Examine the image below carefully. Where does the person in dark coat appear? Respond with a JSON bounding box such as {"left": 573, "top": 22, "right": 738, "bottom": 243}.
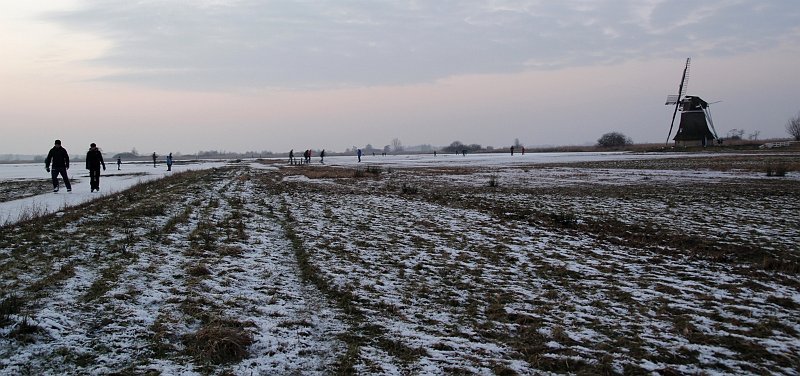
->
{"left": 357, "top": 148, "right": 362, "bottom": 162}
{"left": 320, "top": 149, "right": 325, "bottom": 164}
{"left": 117, "top": 157, "right": 121, "bottom": 170}
{"left": 85, "top": 143, "right": 106, "bottom": 192}
{"left": 45, "top": 139, "right": 71, "bottom": 192}
{"left": 152, "top": 152, "right": 157, "bottom": 168}
{"left": 289, "top": 149, "right": 294, "bottom": 164}
{"left": 166, "top": 153, "right": 173, "bottom": 171}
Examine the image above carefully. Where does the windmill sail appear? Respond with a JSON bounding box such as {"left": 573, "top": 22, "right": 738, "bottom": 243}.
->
{"left": 666, "top": 58, "right": 691, "bottom": 144}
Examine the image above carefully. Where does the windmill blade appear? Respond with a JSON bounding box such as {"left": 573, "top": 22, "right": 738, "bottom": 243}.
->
{"left": 665, "top": 95, "right": 679, "bottom": 105}
{"left": 680, "top": 58, "right": 691, "bottom": 97}
{"left": 704, "top": 107, "right": 719, "bottom": 139}
{"left": 666, "top": 101, "right": 680, "bottom": 144}
{"left": 665, "top": 58, "right": 690, "bottom": 144}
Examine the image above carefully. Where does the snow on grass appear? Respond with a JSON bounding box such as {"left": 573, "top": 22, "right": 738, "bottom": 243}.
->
{"left": 1, "top": 153, "right": 798, "bottom": 374}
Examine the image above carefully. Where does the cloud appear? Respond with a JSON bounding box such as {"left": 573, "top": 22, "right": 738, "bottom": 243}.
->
{"left": 47, "top": 0, "right": 800, "bottom": 90}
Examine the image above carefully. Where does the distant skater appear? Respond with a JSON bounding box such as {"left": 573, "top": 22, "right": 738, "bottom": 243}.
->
{"left": 152, "top": 152, "right": 157, "bottom": 168}
{"left": 86, "top": 142, "right": 106, "bottom": 192}
{"left": 357, "top": 148, "right": 362, "bottom": 163}
{"left": 521, "top": 146, "right": 525, "bottom": 155}
{"left": 320, "top": 149, "right": 325, "bottom": 164}
{"left": 511, "top": 145, "right": 515, "bottom": 156}
{"left": 166, "top": 153, "right": 173, "bottom": 171}
{"left": 289, "top": 149, "right": 294, "bottom": 164}
{"left": 434, "top": 150, "right": 437, "bottom": 157}
{"left": 117, "top": 157, "right": 121, "bottom": 170}
{"left": 45, "top": 139, "right": 71, "bottom": 192}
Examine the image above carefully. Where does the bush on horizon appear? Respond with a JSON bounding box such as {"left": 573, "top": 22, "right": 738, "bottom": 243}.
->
{"left": 597, "top": 132, "right": 633, "bottom": 148}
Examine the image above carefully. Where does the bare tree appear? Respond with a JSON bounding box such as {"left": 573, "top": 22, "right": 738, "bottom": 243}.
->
{"left": 787, "top": 111, "right": 800, "bottom": 141}
{"left": 391, "top": 138, "right": 403, "bottom": 152}
{"left": 727, "top": 129, "right": 745, "bottom": 140}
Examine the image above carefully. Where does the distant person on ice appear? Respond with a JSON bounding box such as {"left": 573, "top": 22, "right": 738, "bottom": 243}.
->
{"left": 357, "top": 148, "right": 362, "bottom": 162}
{"left": 85, "top": 143, "right": 106, "bottom": 192}
{"left": 166, "top": 153, "right": 173, "bottom": 171}
{"left": 510, "top": 145, "right": 515, "bottom": 156}
{"left": 117, "top": 157, "right": 121, "bottom": 170}
{"left": 289, "top": 149, "right": 294, "bottom": 164}
{"left": 320, "top": 149, "right": 325, "bottom": 164}
{"left": 152, "top": 152, "right": 157, "bottom": 168}
{"left": 45, "top": 139, "right": 71, "bottom": 193}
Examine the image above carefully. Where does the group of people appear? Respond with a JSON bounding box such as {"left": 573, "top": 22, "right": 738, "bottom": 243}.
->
{"left": 288, "top": 149, "right": 325, "bottom": 165}
{"left": 45, "top": 139, "right": 174, "bottom": 193}
{"left": 152, "top": 152, "right": 174, "bottom": 171}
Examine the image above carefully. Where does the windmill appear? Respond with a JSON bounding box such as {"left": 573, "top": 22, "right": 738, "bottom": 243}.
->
{"left": 665, "top": 58, "right": 719, "bottom": 146}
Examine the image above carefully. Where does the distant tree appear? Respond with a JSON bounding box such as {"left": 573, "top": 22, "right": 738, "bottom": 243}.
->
{"left": 391, "top": 138, "right": 403, "bottom": 152}
{"left": 727, "top": 129, "right": 745, "bottom": 140}
{"left": 383, "top": 145, "right": 391, "bottom": 153}
{"left": 748, "top": 130, "right": 761, "bottom": 141}
{"left": 597, "top": 132, "right": 632, "bottom": 148}
{"left": 131, "top": 147, "right": 139, "bottom": 156}
{"left": 443, "top": 141, "right": 465, "bottom": 153}
{"left": 787, "top": 111, "right": 800, "bottom": 141}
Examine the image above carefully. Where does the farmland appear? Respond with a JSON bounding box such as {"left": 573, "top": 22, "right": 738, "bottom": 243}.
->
{"left": 1, "top": 152, "right": 799, "bottom": 375}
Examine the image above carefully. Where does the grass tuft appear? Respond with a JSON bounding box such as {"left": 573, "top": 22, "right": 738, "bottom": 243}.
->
{"left": 183, "top": 319, "right": 254, "bottom": 364}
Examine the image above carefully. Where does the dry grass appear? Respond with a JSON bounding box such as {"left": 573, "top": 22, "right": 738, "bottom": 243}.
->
{"left": 183, "top": 319, "right": 254, "bottom": 364}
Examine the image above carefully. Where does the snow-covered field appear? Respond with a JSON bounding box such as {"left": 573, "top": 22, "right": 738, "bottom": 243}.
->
{"left": 1, "top": 152, "right": 798, "bottom": 375}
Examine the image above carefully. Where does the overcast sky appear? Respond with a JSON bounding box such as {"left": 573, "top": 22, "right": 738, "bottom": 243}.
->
{"left": 1, "top": 0, "right": 799, "bottom": 155}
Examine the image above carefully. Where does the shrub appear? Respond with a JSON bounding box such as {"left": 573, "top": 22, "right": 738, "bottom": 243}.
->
{"left": 766, "top": 163, "right": 787, "bottom": 177}
{"left": 401, "top": 184, "right": 419, "bottom": 195}
{"left": 0, "top": 294, "right": 22, "bottom": 327}
{"left": 597, "top": 132, "right": 633, "bottom": 148}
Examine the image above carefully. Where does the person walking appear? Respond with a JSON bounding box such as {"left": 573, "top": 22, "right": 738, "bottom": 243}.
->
{"left": 152, "top": 152, "right": 157, "bottom": 168}
{"left": 117, "top": 157, "right": 121, "bottom": 170}
{"left": 166, "top": 153, "right": 173, "bottom": 171}
{"left": 320, "top": 149, "right": 325, "bottom": 164}
{"left": 511, "top": 145, "right": 515, "bottom": 156}
{"left": 357, "top": 148, "right": 362, "bottom": 162}
{"left": 86, "top": 143, "right": 106, "bottom": 192}
{"left": 289, "top": 149, "right": 294, "bottom": 165}
{"left": 45, "top": 139, "right": 72, "bottom": 192}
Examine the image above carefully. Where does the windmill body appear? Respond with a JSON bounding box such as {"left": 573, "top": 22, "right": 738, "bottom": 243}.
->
{"left": 673, "top": 96, "right": 717, "bottom": 146}
{"left": 665, "top": 58, "right": 719, "bottom": 147}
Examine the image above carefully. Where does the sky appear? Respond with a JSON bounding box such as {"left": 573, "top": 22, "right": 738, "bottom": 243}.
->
{"left": 1, "top": 0, "right": 799, "bottom": 156}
